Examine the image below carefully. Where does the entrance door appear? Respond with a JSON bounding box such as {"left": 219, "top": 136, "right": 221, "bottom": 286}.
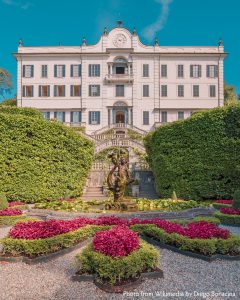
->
{"left": 115, "top": 111, "right": 125, "bottom": 124}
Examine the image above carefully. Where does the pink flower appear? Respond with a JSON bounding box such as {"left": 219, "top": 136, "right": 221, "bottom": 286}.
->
{"left": 214, "top": 200, "right": 233, "bottom": 205}
{"left": 0, "top": 208, "right": 23, "bottom": 217}
{"left": 220, "top": 208, "right": 240, "bottom": 215}
{"left": 8, "top": 201, "right": 25, "bottom": 207}
{"left": 93, "top": 225, "right": 140, "bottom": 257}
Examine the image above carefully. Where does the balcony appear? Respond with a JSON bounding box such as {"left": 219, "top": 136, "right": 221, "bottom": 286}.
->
{"left": 105, "top": 73, "right": 134, "bottom": 84}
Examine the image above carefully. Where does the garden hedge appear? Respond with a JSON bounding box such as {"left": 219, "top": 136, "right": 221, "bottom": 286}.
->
{"left": 0, "top": 107, "right": 94, "bottom": 202}
{"left": 215, "top": 212, "right": 240, "bottom": 226}
{"left": 144, "top": 105, "right": 240, "bottom": 200}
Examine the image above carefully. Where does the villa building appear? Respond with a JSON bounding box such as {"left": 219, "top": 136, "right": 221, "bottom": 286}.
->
{"left": 14, "top": 21, "right": 227, "bottom": 135}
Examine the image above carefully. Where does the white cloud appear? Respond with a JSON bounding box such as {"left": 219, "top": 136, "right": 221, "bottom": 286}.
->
{"left": 142, "top": 0, "right": 173, "bottom": 41}
{"left": 2, "top": 0, "right": 32, "bottom": 9}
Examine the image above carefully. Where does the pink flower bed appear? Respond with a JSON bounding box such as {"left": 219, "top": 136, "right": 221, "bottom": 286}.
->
{"left": 93, "top": 225, "right": 139, "bottom": 257}
{"left": 8, "top": 201, "right": 25, "bottom": 207}
{"left": 220, "top": 208, "right": 240, "bottom": 215}
{"left": 0, "top": 208, "right": 23, "bottom": 217}
{"left": 214, "top": 200, "right": 233, "bottom": 205}
{"left": 9, "top": 216, "right": 230, "bottom": 240}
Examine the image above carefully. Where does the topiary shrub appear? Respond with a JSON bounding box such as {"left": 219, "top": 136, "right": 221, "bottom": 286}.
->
{"left": 171, "top": 191, "right": 177, "bottom": 201}
{"left": 233, "top": 190, "right": 240, "bottom": 208}
{"left": 0, "top": 193, "right": 8, "bottom": 210}
{"left": 145, "top": 105, "right": 240, "bottom": 200}
{"left": 0, "top": 108, "right": 94, "bottom": 202}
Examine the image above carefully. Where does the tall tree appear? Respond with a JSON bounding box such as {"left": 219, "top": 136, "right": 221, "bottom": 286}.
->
{"left": 0, "top": 68, "right": 13, "bottom": 98}
{"left": 0, "top": 96, "right": 17, "bottom": 106}
{"left": 224, "top": 82, "right": 238, "bottom": 105}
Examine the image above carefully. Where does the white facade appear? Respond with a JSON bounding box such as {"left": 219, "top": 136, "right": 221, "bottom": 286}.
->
{"left": 15, "top": 22, "right": 227, "bottom": 135}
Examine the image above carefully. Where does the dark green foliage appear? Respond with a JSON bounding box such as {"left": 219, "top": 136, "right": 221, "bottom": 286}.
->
{"left": 0, "top": 215, "right": 36, "bottom": 226}
{"left": 171, "top": 217, "right": 220, "bottom": 225}
{"left": 212, "top": 203, "right": 232, "bottom": 210}
{"left": 2, "top": 225, "right": 110, "bottom": 257}
{"left": 75, "top": 240, "right": 159, "bottom": 285}
{"left": 130, "top": 224, "right": 240, "bottom": 255}
{"left": 215, "top": 212, "right": 240, "bottom": 227}
{"left": 144, "top": 105, "right": 240, "bottom": 200}
{"left": 0, "top": 193, "right": 8, "bottom": 209}
{"left": 233, "top": 190, "right": 240, "bottom": 208}
{"left": 0, "top": 108, "right": 94, "bottom": 202}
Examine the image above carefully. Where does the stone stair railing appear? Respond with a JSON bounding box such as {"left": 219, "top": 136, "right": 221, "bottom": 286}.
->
{"left": 92, "top": 123, "right": 147, "bottom": 136}
{"left": 95, "top": 138, "right": 146, "bottom": 153}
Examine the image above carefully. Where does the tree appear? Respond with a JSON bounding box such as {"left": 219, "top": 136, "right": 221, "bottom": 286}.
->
{"left": 0, "top": 96, "right": 17, "bottom": 106}
{"left": 224, "top": 82, "right": 238, "bottom": 105}
{"left": 0, "top": 68, "right": 13, "bottom": 98}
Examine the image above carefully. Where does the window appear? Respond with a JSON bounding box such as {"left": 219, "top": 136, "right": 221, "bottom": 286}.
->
{"left": 190, "top": 65, "right": 201, "bottom": 78}
{"left": 70, "top": 85, "right": 81, "bottom": 97}
{"left": 143, "top": 85, "right": 149, "bottom": 97}
{"left": 89, "top": 111, "right": 100, "bottom": 124}
{"left": 207, "top": 65, "right": 218, "bottom": 78}
{"left": 71, "top": 111, "right": 82, "bottom": 123}
{"left": 89, "top": 64, "right": 100, "bottom": 77}
{"left": 89, "top": 85, "right": 100, "bottom": 97}
{"left": 39, "top": 85, "right": 50, "bottom": 97}
{"left": 116, "top": 85, "right": 124, "bottom": 97}
{"left": 143, "top": 64, "right": 149, "bottom": 77}
{"left": 161, "top": 85, "right": 168, "bottom": 97}
{"left": 22, "top": 85, "right": 34, "bottom": 97}
{"left": 178, "top": 111, "right": 184, "bottom": 120}
{"left": 54, "top": 112, "right": 65, "bottom": 122}
{"left": 71, "top": 65, "right": 81, "bottom": 77}
{"left": 210, "top": 85, "right": 216, "bottom": 97}
{"left": 143, "top": 111, "right": 149, "bottom": 125}
{"left": 178, "top": 85, "right": 184, "bottom": 97}
{"left": 177, "top": 65, "right": 184, "bottom": 78}
{"left": 54, "top": 65, "right": 65, "bottom": 78}
{"left": 42, "top": 112, "right": 50, "bottom": 119}
{"left": 54, "top": 85, "right": 65, "bottom": 97}
{"left": 161, "top": 111, "right": 168, "bottom": 123}
{"left": 23, "top": 65, "right": 34, "bottom": 78}
{"left": 193, "top": 85, "right": 199, "bottom": 97}
{"left": 41, "top": 65, "right": 48, "bottom": 78}
{"left": 161, "top": 65, "right": 167, "bottom": 77}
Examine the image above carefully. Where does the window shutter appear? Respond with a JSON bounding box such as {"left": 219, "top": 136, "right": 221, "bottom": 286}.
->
{"left": 31, "top": 86, "right": 34, "bottom": 97}
{"left": 97, "top": 65, "right": 100, "bottom": 76}
{"left": 88, "top": 65, "right": 91, "bottom": 77}
{"left": 54, "top": 65, "right": 57, "bottom": 77}
{"left": 215, "top": 66, "right": 218, "bottom": 77}
{"left": 89, "top": 112, "right": 92, "bottom": 124}
{"left": 41, "top": 66, "right": 44, "bottom": 77}
{"left": 70, "top": 112, "right": 73, "bottom": 123}
{"left": 79, "top": 65, "right": 81, "bottom": 77}
{"left": 54, "top": 85, "right": 57, "bottom": 97}
{"left": 63, "top": 85, "right": 65, "bottom": 96}
{"left": 80, "top": 85, "right": 82, "bottom": 97}
{"left": 79, "top": 111, "right": 82, "bottom": 122}
{"left": 63, "top": 112, "right": 65, "bottom": 122}
{"left": 70, "top": 85, "right": 73, "bottom": 97}
{"left": 206, "top": 65, "right": 210, "bottom": 77}
{"left": 70, "top": 65, "right": 73, "bottom": 77}
{"left": 22, "top": 86, "right": 25, "bottom": 97}
{"left": 31, "top": 66, "right": 34, "bottom": 77}
{"left": 39, "top": 85, "right": 41, "bottom": 97}
{"left": 54, "top": 112, "right": 57, "bottom": 119}
{"left": 47, "top": 85, "right": 50, "bottom": 97}
{"left": 97, "top": 85, "right": 100, "bottom": 96}
{"left": 23, "top": 65, "right": 26, "bottom": 77}
{"left": 198, "top": 65, "right": 202, "bottom": 77}
{"left": 89, "top": 85, "right": 91, "bottom": 96}
{"left": 62, "top": 65, "right": 65, "bottom": 77}
{"left": 190, "top": 65, "right": 193, "bottom": 77}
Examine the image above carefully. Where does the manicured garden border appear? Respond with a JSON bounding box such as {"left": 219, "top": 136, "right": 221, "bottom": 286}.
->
{"left": 0, "top": 214, "right": 29, "bottom": 226}
{"left": 215, "top": 212, "right": 240, "bottom": 227}
{"left": 213, "top": 203, "right": 232, "bottom": 210}
{"left": 130, "top": 224, "right": 240, "bottom": 261}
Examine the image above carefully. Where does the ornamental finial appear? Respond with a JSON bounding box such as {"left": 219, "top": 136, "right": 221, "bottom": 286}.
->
{"left": 103, "top": 27, "right": 108, "bottom": 35}
{"left": 133, "top": 27, "right": 137, "bottom": 36}
{"left": 154, "top": 37, "right": 159, "bottom": 46}
{"left": 117, "top": 20, "right": 123, "bottom": 27}
{"left": 218, "top": 36, "right": 223, "bottom": 46}
{"left": 19, "top": 37, "right": 23, "bottom": 47}
{"left": 82, "top": 37, "right": 86, "bottom": 46}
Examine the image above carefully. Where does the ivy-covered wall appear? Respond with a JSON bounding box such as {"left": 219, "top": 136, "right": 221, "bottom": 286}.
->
{"left": 0, "top": 107, "right": 94, "bottom": 202}
{"left": 144, "top": 105, "right": 240, "bottom": 200}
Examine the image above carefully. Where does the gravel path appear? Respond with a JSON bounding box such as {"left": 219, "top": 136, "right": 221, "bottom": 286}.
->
{"left": 0, "top": 227, "right": 240, "bottom": 300}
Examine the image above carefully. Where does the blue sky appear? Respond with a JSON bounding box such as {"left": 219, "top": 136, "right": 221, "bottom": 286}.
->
{"left": 0, "top": 0, "right": 239, "bottom": 98}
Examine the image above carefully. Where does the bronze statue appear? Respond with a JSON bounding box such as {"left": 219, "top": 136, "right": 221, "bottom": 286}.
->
{"left": 107, "top": 149, "right": 133, "bottom": 202}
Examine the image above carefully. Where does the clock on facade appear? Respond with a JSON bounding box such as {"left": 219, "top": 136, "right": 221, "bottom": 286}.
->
{"left": 113, "top": 34, "right": 127, "bottom": 47}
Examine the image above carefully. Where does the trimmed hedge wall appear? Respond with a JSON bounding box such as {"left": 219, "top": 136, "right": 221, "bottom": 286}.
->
{"left": 215, "top": 212, "right": 240, "bottom": 227}
{"left": 144, "top": 105, "right": 240, "bottom": 200}
{"left": 0, "top": 107, "right": 94, "bottom": 202}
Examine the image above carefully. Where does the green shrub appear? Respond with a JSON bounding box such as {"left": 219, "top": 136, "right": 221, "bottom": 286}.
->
{"left": 0, "top": 193, "right": 8, "bottom": 210}
{"left": 34, "top": 200, "right": 90, "bottom": 212}
{"left": 1, "top": 225, "right": 110, "bottom": 257}
{"left": 75, "top": 240, "right": 159, "bottom": 285}
{"left": 171, "top": 217, "right": 220, "bottom": 225}
{"left": 0, "top": 108, "right": 94, "bottom": 202}
{"left": 212, "top": 203, "right": 232, "bottom": 210}
{"left": 215, "top": 212, "right": 240, "bottom": 227}
{"left": 144, "top": 105, "right": 240, "bottom": 200}
{"left": 233, "top": 190, "right": 240, "bottom": 208}
{"left": 0, "top": 215, "right": 37, "bottom": 226}
{"left": 130, "top": 224, "right": 240, "bottom": 256}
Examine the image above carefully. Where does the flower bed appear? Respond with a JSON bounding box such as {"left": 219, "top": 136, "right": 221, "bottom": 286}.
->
{"left": 1, "top": 216, "right": 240, "bottom": 258}
{"left": 8, "top": 201, "right": 28, "bottom": 210}
{"left": 0, "top": 208, "right": 22, "bottom": 216}
{"left": 215, "top": 209, "right": 240, "bottom": 227}
{"left": 213, "top": 200, "right": 233, "bottom": 210}
{"left": 75, "top": 227, "right": 159, "bottom": 285}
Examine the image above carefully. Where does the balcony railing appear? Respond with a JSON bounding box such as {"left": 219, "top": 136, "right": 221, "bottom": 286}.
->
{"left": 105, "top": 73, "right": 134, "bottom": 83}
